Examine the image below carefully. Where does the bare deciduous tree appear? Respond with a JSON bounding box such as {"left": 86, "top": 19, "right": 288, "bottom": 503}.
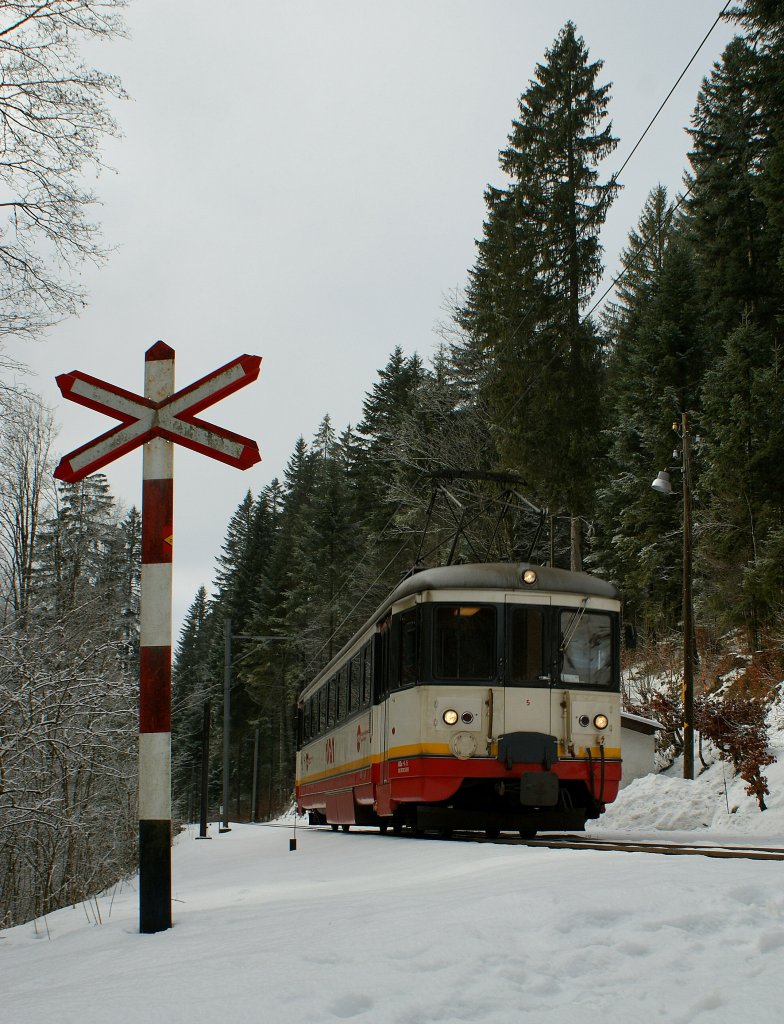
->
{"left": 0, "top": 0, "right": 127, "bottom": 343}
{"left": 0, "top": 391, "right": 56, "bottom": 626}
{"left": 0, "top": 608, "right": 137, "bottom": 928}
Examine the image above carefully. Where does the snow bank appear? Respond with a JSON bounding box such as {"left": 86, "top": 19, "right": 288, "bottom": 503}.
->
{"left": 594, "top": 692, "right": 784, "bottom": 841}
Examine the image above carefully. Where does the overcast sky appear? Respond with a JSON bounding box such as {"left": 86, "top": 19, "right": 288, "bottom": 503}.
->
{"left": 6, "top": 1, "right": 735, "bottom": 636}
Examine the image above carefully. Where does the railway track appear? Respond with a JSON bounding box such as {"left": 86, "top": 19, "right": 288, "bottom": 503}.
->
{"left": 297, "top": 824, "right": 784, "bottom": 861}
{"left": 500, "top": 833, "right": 784, "bottom": 861}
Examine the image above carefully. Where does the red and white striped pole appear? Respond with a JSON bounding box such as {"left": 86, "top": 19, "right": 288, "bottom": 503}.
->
{"left": 139, "top": 341, "right": 175, "bottom": 933}
{"left": 53, "top": 341, "right": 262, "bottom": 933}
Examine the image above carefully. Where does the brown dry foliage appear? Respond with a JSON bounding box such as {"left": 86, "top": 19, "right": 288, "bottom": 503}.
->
{"left": 628, "top": 644, "right": 782, "bottom": 810}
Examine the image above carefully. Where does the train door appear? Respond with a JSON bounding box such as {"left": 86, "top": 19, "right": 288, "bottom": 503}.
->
{"left": 374, "top": 622, "right": 392, "bottom": 791}
{"left": 503, "top": 595, "right": 552, "bottom": 738}
{"left": 381, "top": 687, "right": 391, "bottom": 786}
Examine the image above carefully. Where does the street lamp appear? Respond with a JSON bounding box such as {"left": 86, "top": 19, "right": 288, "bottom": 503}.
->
{"left": 651, "top": 411, "right": 695, "bottom": 781}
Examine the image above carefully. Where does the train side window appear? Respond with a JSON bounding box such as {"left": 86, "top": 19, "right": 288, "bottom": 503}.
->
{"left": 433, "top": 605, "right": 496, "bottom": 681}
{"left": 363, "top": 643, "right": 373, "bottom": 706}
{"left": 339, "top": 668, "right": 349, "bottom": 722}
{"left": 508, "top": 606, "right": 545, "bottom": 684}
{"left": 319, "top": 687, "right": 327, "bottom": 734}
{"left": 335, "top": 671, "right": 342, "bottom": 722}
{"left": 327, "top": 678, "right": 337, "bottom": 728}
{"left": 350, "top": 653, "right": 361, "bottom": 712}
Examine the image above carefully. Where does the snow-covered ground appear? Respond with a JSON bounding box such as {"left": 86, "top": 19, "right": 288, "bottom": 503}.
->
{"left": 4, "top": 709, "right": 784, "bottom": 1024}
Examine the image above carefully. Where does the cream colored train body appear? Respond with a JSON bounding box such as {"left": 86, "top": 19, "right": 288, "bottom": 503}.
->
{"left": 296, "top": 563, "right": 622, "bottom": 835}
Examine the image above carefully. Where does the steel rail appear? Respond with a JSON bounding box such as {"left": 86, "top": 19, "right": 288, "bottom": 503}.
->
{"left": 256, "top": 822, "right": 784, "bottom": 861}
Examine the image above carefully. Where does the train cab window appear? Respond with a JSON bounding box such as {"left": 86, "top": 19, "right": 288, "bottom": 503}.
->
{"left": 508, "top": 606, "right": 545, "bottom": 684}
{"left": 434, "top": 605, "right": 496, "bottom": 681}
{"left": 559, "top": 611, "right": 613, "bottom": 688}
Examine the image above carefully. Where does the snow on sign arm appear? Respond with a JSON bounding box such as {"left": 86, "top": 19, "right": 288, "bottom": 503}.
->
{"left": 53, "top": 342, "right": 262, "bottom": 936}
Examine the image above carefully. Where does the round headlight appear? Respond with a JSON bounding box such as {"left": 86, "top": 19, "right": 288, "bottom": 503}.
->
{"left": 443, "top": 709, "right": 459, "bottom": 726}
{"left": 594, "top": 714, "right": 609, "bottom": 730}
{"left": 522, "top": 569, "right": 538, "bottom": 585}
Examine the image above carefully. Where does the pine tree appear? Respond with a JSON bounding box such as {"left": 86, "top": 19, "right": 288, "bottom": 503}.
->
{"left": 213, "top": 490, "right": 255, "bottom": 623}
{"left": 355, "top": 347, "right": 428, "bottom": 532}
{"left": 729, "top": 3, "right": 784, "bottom": 276}
{"left": 460, "top": 21, "right": 618, "bottom": 569}
{"left": 171, "top": 586, "right": 212, "bottom": 818}
{"left": 700, "top": 322, "right": 784, "bottom": 637}
{"left": 685, "top": 37, "right": 781, "bottom": 338}
{"left": 37, "top": 474, "right": 118, "bottom": 618}
{"left": 596, "top": 229, "right": 703, "bottom": 631}
{"left": 683, "top": 26, "right": 784, "bottom": 640}
{"left": 603, "top": 185, "right": 674, "bottom": 398}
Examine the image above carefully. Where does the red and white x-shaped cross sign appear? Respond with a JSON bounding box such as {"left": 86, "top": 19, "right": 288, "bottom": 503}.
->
{"left": 54, "top": 354, "right": 262, "bottom": 483}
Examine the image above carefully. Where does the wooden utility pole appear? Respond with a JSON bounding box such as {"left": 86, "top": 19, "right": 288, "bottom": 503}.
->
{"left": 681, "top": 412, "right": 695, "bottom": 781}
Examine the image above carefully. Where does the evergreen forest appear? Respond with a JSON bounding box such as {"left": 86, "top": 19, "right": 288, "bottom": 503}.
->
{"left": 2, "top": 3, "right": 784, "bottom": 926}
{"left": 170, "top": 5, "right": 784, "bottom": 826}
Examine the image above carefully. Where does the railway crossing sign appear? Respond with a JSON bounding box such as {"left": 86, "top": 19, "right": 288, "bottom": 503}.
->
{"left": 54, "top": 342, "right": 262, "bottom": 934}
{"left": 54, "top": 353, "right": 261, "bottom": 482}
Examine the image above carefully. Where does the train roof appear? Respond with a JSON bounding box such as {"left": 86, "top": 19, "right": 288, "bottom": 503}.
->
{"left": 301, "top": 562, "right": 619, "bottom": 698}
{"left": 386, "top": 562, "right": 619, "bottom": 605}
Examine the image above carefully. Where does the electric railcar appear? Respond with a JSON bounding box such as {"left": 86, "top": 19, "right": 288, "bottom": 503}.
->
{"left": 295, "top": 562, "right": 622, "bottom": 836}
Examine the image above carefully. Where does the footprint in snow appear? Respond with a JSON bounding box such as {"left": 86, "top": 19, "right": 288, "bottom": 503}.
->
{"left": 329, "top": 993, "right": 375, "bottom": 1019}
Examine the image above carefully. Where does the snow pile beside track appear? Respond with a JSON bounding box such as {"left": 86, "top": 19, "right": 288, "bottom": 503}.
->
{"left": 595, "top": 691, "right": 784, "bottom": 837}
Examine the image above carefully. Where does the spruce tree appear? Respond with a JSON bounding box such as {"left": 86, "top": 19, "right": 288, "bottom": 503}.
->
{"left": 685, "top": 37, "right": 781, "bottom": 338}
{"left": 700, "top": 322, "right": 784, "bottom": 638}
{"left": 596, "top": 231, "right": 703, "bottom": 632}
{"left": 460, "top": 22, "right": 618, "bottom": 569}
{"left": 171, "top": 586, "right": 212, "bottom": 818}
{"left": 729, "top": 3, "right": 784, "bottom": 276}
{"left": 683, "top": 25, "right": 784, "bottom": 640}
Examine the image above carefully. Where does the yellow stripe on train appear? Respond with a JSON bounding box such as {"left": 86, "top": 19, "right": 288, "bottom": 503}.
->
{"left": 296, "top": 743, "right": 621, "bottom": 787}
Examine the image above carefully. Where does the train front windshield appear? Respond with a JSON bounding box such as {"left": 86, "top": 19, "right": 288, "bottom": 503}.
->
{"left": 559, "top": 611, "right": 613, "bottom": 688}
{"left": 434, "top": 605, "right": 496, "bottom": 680}
{"left": 428, "top": 601, "right": 617, "bottom": 689}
